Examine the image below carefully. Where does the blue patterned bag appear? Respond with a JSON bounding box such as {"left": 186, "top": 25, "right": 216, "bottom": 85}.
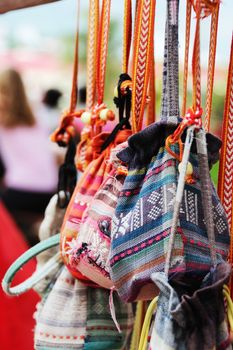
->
{"left": 109, "top": 0, "right": 230, "bottom": 303}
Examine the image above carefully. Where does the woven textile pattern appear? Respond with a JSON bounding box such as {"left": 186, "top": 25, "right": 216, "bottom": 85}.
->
{"left": 149, "top": 263, "right": 232, "bottom": 350}
{"left": 61, "top": 130, "right": 131, "bottom": 281}
{"left": 34, "top": 267, "right": 87, "bottom": 349}
{"left": 69, "top": 141, "right": 129, "bottom": 288}
{"left": 161, "top": 0, "right": 179, "bottom": 123}
{"left": 35, "top": 266, "right": 134, "bottom": 350}
{"left": 85, "top": 287, "right": 134, "bottom": 350}
{"left": 110, "top": 129, "right": 230, "bottom": 302}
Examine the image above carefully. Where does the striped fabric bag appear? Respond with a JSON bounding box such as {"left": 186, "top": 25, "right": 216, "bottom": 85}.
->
{"left": 61, "top": 130, "right": 131, "bottom": 283}
{"left": 34, "top": 266, "right": 134, "bottom": 350}
{"left": 68, "top": 141, "right": 129, "bottom": 289}
{"left": 109, "top": 0, "right": 230, "bottom": 303}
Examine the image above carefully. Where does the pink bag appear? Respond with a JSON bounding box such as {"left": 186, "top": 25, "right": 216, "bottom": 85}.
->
{"left": 64, "top": 141, "right": 129, "bottom": 289}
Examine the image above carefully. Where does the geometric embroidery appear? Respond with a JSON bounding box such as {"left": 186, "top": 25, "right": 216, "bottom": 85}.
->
{"left": 147, "top": 191, "right": 161, "bottom": 204}
{"left": 216, "top": 217, "right": 228, "bottom": 234}
{"left": 93, "top": 302, "right": 105, "bottom": 315}
{"left": 111, "top": 211, "right": 131, "bottom": 238}
{"left": 184, "top": 190, "right": 198, "bottom": 225}
{"left": 213, "top": 203, "right": 228, "bottom": 234}
{"left": 148, "top": 204, "right": 162, "bottom": 220}
{"left": 132, "top": 199, "right": 143, "bottom": 230}
{"left": 166, "top": 183, "right": 176, "bottom": 209}
{"left": 147, "top": 190, "right": 162, "bottom": 220}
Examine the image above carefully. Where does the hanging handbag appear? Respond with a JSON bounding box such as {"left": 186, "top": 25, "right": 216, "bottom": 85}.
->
{"left": 34, "top": 265, "right": 134, "bottom": 350}
{"left": 218, "top": 34, "right": 233, "bottom": 298}
{"left": 64, "top": 0, "right": 134, "bottom": 289}
{"left": 109, "top": 0, "right": 230, "bottom": 303}
{"left": 61, "top": 0, "right": 135, "bottom": 284}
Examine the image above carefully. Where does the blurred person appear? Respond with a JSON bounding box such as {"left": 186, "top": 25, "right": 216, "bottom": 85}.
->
{"left": 38, "top": 88, "right": 63, "bottom": 134}
{"left": 0, "top": 69, "right": 58, "bottom": 246}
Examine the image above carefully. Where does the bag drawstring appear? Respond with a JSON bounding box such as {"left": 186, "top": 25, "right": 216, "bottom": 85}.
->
{"left": 109, "top": 287, "right": 121, "bottom": 333}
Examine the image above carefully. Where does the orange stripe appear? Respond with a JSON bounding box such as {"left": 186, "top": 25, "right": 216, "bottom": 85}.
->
{"left": 122, "top": 0, "right": 132, "bottom": 73}
{"left": 131, "top": 0, "right": 155, "bottom": 133}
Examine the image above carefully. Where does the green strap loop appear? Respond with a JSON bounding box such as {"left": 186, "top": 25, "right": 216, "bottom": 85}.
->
{"left": 2, "top": 234, "right": 61, "bottom": 296}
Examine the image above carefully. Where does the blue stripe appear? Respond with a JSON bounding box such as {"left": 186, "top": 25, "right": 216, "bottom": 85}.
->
{"left": 112, "top": 212, "right": 173, "bottom": 249}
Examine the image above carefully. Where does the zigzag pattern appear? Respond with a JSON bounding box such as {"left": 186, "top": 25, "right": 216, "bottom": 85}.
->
{"left": 204, "top": 4, "right": 219, "bottom": 131}
{"left": 222, "top": 70, "right": 233, "bottom": 227}
{"left": 135, "top": 0, "right": 150, "bottom": 115}
{"left": 132, "top": 0, "right": 155, "bottom": 132}
{"left": 86, "top": 0, "right": 99, "bottom": 111}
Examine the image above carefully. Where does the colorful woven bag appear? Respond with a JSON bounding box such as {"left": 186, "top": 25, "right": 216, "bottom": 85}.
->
{"left": 61, "top": 129, "right": 131, "bottom": 283}
{"left": 144, "top": 120, "right": 232, "bottom": 350}
{"left": 67, "top": 140, "right": 129, "bottom": 289}
{"left": 109, "top": 0, "right": 230, "bottom": 303}
{"left": 34, "top": 266, "right": 134, "bottom": 350}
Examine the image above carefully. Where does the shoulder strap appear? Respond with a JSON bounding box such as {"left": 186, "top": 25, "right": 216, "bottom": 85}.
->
{"left": 218, "top": 35, "right": 233, "bottom": 296}
{"left": 182, "top": 0, "right": 220, "bottom": 128}
{"left": 161, "top": 0, "right": 179, "bottom": 124}
{"left": 122, "top": 0, "right": 132, "bottom": 74}
{"left": 2, "top": 234, "right": 60, "bottom": 296}
{"left": 131, "top": 0, "right": 155, "bottom": 133}
{"left": 86, "top": 0, "right": 99, "bottom": 111}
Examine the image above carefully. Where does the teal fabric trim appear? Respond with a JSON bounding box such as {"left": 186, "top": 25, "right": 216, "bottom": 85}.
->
{"left": 2, "top": 234, "right": 60, "bottom": 296}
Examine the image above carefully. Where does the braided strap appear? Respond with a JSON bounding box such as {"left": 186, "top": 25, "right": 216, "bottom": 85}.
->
{"left": 96, "top": 0, "right": 111, "bottom": 105}
{"left": 2, "top": 234, "right": 60, "bottom": 296}
{"left": 86, "top": 0, "right": 99, "bottom": 111}
{"left": 218, "top": 35, "right": 233, "bottom": 296}
{"left": 204, "top": 1, "right": 220, "bottom": 131}
{"left": 132, "top": 0, "right": 155, "bottom": 133}
{"left": 182, "top": 0, "right": 192, "bottom": 117}
{"left": 123, "top": 0, "right": 132, "bottom": 74}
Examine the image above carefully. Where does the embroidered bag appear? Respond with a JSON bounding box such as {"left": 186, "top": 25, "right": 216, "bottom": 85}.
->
{"left": 146, "top": 119, "right": 232, "bottom": 350}
{"left": 34, "top": 266, "right": 134, "bottom": 350}
{"left": 109, "top": 0, "right": 230, "bottom": 303}
{"left": 2, "top": 206, "right": 134, "bottom": 350}
{"left": 61, "top": 129, "right": 130, "bottom": 282}
{"left": 61, "top": 0, "right": 134, "bottom": 285}
{"left": 67, "top": 141, "right": 129, "bottom": 289}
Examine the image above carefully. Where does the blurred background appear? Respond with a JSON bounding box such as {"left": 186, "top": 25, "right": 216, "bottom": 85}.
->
{"left": 0, "top": 1, "right": 232, "bottom": 349}
{"left": 0, "top": 0, "right": 232, "bottom": 132}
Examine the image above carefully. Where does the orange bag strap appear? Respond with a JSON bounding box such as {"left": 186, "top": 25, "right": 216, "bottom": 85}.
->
{"left": 146, "top": 27, "right": 156, "bottom": 127}
{"left": 204, "top": 1, "right": 220, "bottom": 131}
{"left": 131, "top": 0, "right": 156, "bottom": 133}
{"left": 96, "top": 0, "right": 111, "bottom": 106}
{"left": 218, "top": 35, "right": 233, "bottom": 297}
{"left": 86, "top": 0, "right": 99, "bottom": 112}
{"left": 80, "top": 0, "right": 114, "bottom": 138}
{"left": 122, "top": 0, "right": 132, "bottom": 74}
{"left": 181, "top": 0, "right": 192, "bottom": 117}
{"left": 192, "top": 2, "right": 202, "bottom": 113}
{"left": 182, "top": 0, "right": 220, "bottom": 127}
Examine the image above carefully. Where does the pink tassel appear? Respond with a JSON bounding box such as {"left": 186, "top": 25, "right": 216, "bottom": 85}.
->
{"left": 109, "top": 287, "right": 122, "bottom": 333}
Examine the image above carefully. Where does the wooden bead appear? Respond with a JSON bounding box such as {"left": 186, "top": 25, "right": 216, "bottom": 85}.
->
{"left": 106, "top": 109, "right": 115, "bottom": 121}
{"left": 81, "top": 111, "right": 92, "bottom": 124}
{"left": 178, "top": 161, "right": 193, "bottom": 176}
{"left": 99, "top": 108, "right": 109, "bottom": 121}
